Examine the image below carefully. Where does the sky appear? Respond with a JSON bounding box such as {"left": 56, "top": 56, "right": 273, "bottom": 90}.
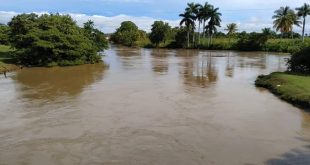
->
{"left": 0, "top": 0, "right": 309, "bottom": 33}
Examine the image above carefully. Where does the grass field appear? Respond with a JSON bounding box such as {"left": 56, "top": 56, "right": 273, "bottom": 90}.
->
{"left": 255, "top": 72, "right": 310, "bottom": 109}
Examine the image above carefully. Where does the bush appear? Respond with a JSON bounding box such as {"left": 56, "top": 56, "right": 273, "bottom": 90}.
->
{"left": 235, "top": 32, "right": 268, "bottom": 51}
{"left": 287, "top": 47, "right": 310, "bottom": 73}
{"left": 264, "top": 38, "right": 310, "bottom": 53}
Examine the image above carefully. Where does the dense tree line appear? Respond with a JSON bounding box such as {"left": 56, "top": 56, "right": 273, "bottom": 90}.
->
{"left": 2, "top": 13, "right": 108, "bottom": 66}
{"left": 110, "top": 2, "right": 309, "bottom": 51}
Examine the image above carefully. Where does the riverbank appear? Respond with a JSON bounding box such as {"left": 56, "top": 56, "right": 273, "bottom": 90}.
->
{"left": 0, "top": 45, "right": 20, "bottom": 74}
{"left": 139, "top": 38, "right": 310, "bottom": 53}
{"left": 255, "top": 72, "right": 310, "bottom": 109}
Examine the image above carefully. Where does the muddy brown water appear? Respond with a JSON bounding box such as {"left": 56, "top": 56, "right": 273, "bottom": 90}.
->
{"left": 1, "top": 45, "right": 310, "bottom": 165}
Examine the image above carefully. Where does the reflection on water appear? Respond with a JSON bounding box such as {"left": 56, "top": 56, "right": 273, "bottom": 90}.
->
{"left": 150, "top": 49, "right": 170, "bottom": 74}
{"left": 0, "top": 46, "right": 310, "bottom": 165}
{"left": 13, "top": 64, "right": 107, "bottom": 102}
{"left": 180, "top": 54, "right": 218, "bottom": 88}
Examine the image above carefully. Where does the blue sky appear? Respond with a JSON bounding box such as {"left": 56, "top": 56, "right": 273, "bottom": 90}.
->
{"left": 0, "top": 0, "right": 309, "bottom": 33}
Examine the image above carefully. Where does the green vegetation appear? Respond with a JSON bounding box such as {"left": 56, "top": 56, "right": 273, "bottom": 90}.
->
{"left": 109, "top": 2, "right": 310, "bottom": 53}
{"left": 0, "top": 13, "right": 109, "bottom": 69}
{"left": 264, "top": 38, "right": 310, "bottom": 53}
{"left": 0, "top": 45, "right": 19, "bottom": 74}
{"left": 0, "top": 25, "right": 10, "bottom": 45}
{"left": 110, "top": 21, "right": 149, "bottom": 47}
{"left": 287, "top": 46, "right": 310, "bottom": 73}
{"left": 256, "top": 72, "right": 310, "bottom": 108}
{"left": 256, "top": 46, "right": 310, "bottom": 109}
{"left": 272, "top": 6, "right": 301, "bottom": 37}
{"left": 7, "top": 13, "right": 108, "bottom": 67}
{"left": 149, "top": 21, "right": 171, "bottom": 47}
{"left": 296, "top": 3, "right": 310, "bottom": 42}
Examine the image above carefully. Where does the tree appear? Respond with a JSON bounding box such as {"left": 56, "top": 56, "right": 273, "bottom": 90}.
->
{"left": 174, "top": 27, "right": 188, "bottom": 48}
{"left": 196, "top": 4, "right": 204, "bottom": 44}
{"left": 225, "top": 23, "right": 238, "bottom": 36}
{"left": 261, "top": 28, "right": 276, "bottom": 39}
{"left": 149, "top": 21, "right": 171, "bottom": 47}
{"left": 205, "top": 6, "right": 221, "bottom": 46}
{"left": 111, "top": 21, "right": 140, "bottom": 46}
{"left": 296, "top": 3, "right": 310, "bottom": 42}
{"left": 8, "top": 13, "right": 105, "bottom": 66}
{"left": 186, "top": 2, "right": 201, "bottom": 45}
{"left": 83, "top": 20, "right": 108, "bottom": 52}
{"left": 179, "top": 11, "right": 195, "bottom": 48}
{"left": 225, "top": 23, "right": 238, "bottom": 43}
{"left": 200, "top": 2, "right": 212, "bottom": 38}
{"left": 0, "top": 24, "right": 10, "bottom": 45}
{"left": 272, "top": 6, "right": 301, "bottom": 38}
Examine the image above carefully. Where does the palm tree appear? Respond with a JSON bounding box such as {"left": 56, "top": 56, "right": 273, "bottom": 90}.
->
{"left": 261, "top": 27, "right": 274, "bottom": 38}
{"left": 200, "top": 2, "right": 212, "bottom": 39}
{"left": 296, "top": 3, "right": 310, "bottom": 42}
{"left": 196, "top": 5, "right": 204, "bottom": 44}
{"left": 225, "top": 23, "right": 238, "bottom": 35}
{"left": 186, "top": 3, "right": 201, "bottom": 45}
{"left": 225, "top": 23, "right": 238, "bottom": 43}
{"left": 272, "top": 6, "right": 301, "bottom": 38}
{"left": 205, "top": 6, "right": 221, "bottom": 46}
{"left": 179, "top": 11, "right": 195, "bottom": 48}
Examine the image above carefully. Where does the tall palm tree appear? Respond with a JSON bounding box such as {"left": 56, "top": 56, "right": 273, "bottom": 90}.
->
{"left": 272, "top": 6, "right": 301, "bottom": 38}
{"left": 196, "top": 4, "right": 204, "bottom": 44}
{"left": 186, "top": 2, "right": 201, "bottom": 45}
{"left": 205, "top": 6, "right": 221, "bottom": 46}
{"left": 225, "top": 23, "right": 238, "bottom": 43}
{"left": 200, "top": 2, "right": 212, "bottom": 38}
{"left": 179, "top": 11, "right": 195, "bottom": 48}
{"left": 296, "top": 3, "right": 310, "bottom": 42}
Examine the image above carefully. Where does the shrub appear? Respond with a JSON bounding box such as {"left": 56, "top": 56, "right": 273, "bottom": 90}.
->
{"left": 287, "top": 47, "right": 310, "bottom": 73}
{"left": 235, "top": 33, "right": 268, "bottom": 51}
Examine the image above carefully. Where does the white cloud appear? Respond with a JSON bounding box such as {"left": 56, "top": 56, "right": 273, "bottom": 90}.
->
{"left": 0, "top": 10, "right": 309, "bottom": 34}
{"left": 0, "top": 11, "right": 179, "bottom": 33}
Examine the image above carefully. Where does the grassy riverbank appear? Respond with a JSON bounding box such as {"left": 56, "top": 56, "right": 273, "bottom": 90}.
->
{"left": 139, "top": 38, "right": 310, "bottom": 53}
{"left": 0, "top": 45, "right": 20, "bottom": 74}
{"left": 255, "top": 72, "right": 310, "bottom": 109}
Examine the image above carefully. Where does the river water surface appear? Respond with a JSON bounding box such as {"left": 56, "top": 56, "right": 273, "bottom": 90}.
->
{"left": 1, "top": 45, "right": 310, "bottom": 165}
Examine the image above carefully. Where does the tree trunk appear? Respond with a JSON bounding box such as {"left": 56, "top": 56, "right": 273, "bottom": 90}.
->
{"left": 202, "top": 20, "right": 206, "bottom": 39}
{"left": 192, "top": 27, "right": 195, "bottom": 47}
{"left": 210, "top": 34, "right": 213, "bottom": 45}
{"left": 302, "top": 17, "right": 306, "bottom": 42}
{"left": 198, "top": 21, "right": 201, "bottom": 45}
{"left": 187, "top": 28, "right": 190, "bottom": 48}
{"left": 207, "top": 32, "right": 213, "bottom": 47}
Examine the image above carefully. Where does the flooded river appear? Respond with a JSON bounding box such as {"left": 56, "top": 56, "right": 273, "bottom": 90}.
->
{"left": 1, "top": 45, "right": 310, "bottom": 165}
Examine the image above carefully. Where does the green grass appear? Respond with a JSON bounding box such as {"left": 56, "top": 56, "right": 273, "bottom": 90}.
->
{"left": 255, "top": 72, "right": 310, "bottom": 109}
{"left": 199, "top": 37, "right": 238, "bottom": 50}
